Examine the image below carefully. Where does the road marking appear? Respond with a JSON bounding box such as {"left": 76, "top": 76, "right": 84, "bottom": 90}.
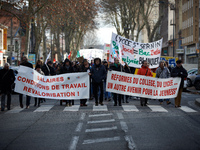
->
{"left": 80, "top": 113, "right": 86, "bottom": 120}
{"left": 75, "top": 123, "right": 83, "bottom": 132}
{"left": 148, "top": 105, "right": 168, "bottom": 112}
{"left": 122, "top": 105, "right": 139, "bottom": 112}
{"left": 120, "top": 121, "right": 128, "bottom": 132}
{"left": 124, "top": 135, "right": 137, "bottom": 150}
{"left": 69, "top": 136, "right": 79, "bottom": 150}
{"left": 87, "top": 119, "right": 115, "bottom": 124}
{"left": 63, "top": 105, "right": 80, "bottom": 111}
{"left": 179, "top": 106, "right": 197, "bottom": 113}
{"left": 33, "top": 105, "right": 54, "bottom": 112}
{"left": 5, "top": 106, "right": 25, "bottom": 114}
{"left": 85, "top": 126, "right": 117, "bottom": 133}
{"left": 117, "top": 113, "right": 124, "bottom": 119}
{"left": 89, "top": 113, "right": 113, "bottom": 117}
{"left": 82, "top": 136, "right": 120, "bottom": 144}
{"left": 93, "top": 105, "right": 108, "bottom": 111}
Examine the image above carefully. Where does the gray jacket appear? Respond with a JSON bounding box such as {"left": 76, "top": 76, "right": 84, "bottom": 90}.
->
{"left": 156, "top": 67, "right": 170, "bottom": 78}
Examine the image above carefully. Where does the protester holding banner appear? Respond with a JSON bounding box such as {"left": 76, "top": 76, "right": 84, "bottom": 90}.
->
{"left": 156, "top": 60, "right": 171, "bottom": 105}
{"left": 109, "top": 58, "right": 124, "bottom": 106}
{"left": 103, "top": 60, "right": 111, "bottom": 101}
{"left": 171, "top": 60, "right": 188, "bottom": 108}
{"left": 0, "top": 63, "right": 15, "bottom": 111}
{"left": 19, "top": 56, "right": 33, "bottom": 109}
{"left": 137, "top": 60, "right": 153, "bottom": 106}
{"left": 42, "top": 61, "right": 56, "bottom": 76}
{"left": 60, "top": 58, "right": 74, "bottom": 106}
{"left": 89, "top": 58, "right": 106, "bottom": 106}
{"left": 79, "top": 59, "right": 90, "bottom": 106}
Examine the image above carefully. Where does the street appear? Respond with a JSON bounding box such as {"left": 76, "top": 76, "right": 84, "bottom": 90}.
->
{"left": 0, "top": 92, "right": 200, "bottom": 150}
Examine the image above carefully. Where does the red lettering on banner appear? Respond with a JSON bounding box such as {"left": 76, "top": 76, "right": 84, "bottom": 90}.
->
{"left": 159, "top": 88, "right": 177, "bottom": 96}
{"left": 163, "top": 80, "right": 173, "bottom": 87}
{"left": 110, "top": 73, "right": 132, "bottom": 83}
{"left": 17, "top": 76, "right": 22, "bottom": 81}
{"left": 121, "top": 45, "right": 134, "bottom": 55}
{"left": 157, "top": 81, "right": 162, "bottom": 87}
{"left": 107, "top": 82, "right": 113, "bottom": 89}
{"left": 132, "top": 78, "right": 139, "bottom": 84}
{"left": 142, "top": 88, "right": 153, "bottom": 95}
{"left": 62, "top": 83, "right": 87, "bottom": 89}
{"left": 139, "top": 78, "right": 155, "bottom": 87}
{"left": 127, "top": 86, "right": 141, "bottom": 94}
{"left": 113, "top": 84, "right": 126, "bottom": 92}
{"left": 150, "top": 48, "right": 160, "bottom": 56}
{"left": 23, "top": 86, "right": 28, "bottom": 91}
{"left": 153, "top": 90, "right": 158, "bottom": 96}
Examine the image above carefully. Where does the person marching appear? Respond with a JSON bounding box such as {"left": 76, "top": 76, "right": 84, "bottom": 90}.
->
{"left": 137, "top": 60, "right": 153, "bottom": 106}
{"left": 60, "top": 58, "right": 74, "bottom": 106}
{"left": 171, "top": 60, "right": 188, "bottom": 108}
{"left": 155, "top": 60, "right": 171, "bottom": 105}
{"left": 109, "top": 58, "right": 124, "bottom": 106}
{"left": 79, "top": 59, "right": 91, "bottom": 106}
{"left": 0, "top": 63, "right": 15, "bottom": 111}
{"left": 19, "top": 56, "right": 33, "bottom": 109}
{"left": 89, "top": 58, "right": 106, "bottom": 106}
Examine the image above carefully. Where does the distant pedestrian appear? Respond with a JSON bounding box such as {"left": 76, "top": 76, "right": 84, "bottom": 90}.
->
{"left": 156, "top": 60, "right": 171, "bottom": 105}
{"left": 109, "top": 58, "right": 124, "bottom": 106}
{"left": 19, "top": 56, "right": 33, "bottom": 109}
{"left": 171, "top": 60, "right": 188, "bottom": 108}
{"left": 89, "top": 58, "right": 106, "bottom": 106}
{"left": 0, "top": 63, "right": 15, "bottom": 111}
{"left": 137, "top": 60, "right": 153, "bottom": 106}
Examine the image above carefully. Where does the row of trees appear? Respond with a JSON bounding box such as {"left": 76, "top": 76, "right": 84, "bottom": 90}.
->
{"left": 101, "top": 0, "right": 168, "bottom": 42}
{"left": 1, "top": 0, "right": 99, "bottom": 61}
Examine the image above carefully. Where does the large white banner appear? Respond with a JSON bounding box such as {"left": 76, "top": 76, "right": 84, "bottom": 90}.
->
{"left": 14, "top": 66, "right": 90, "bottom": 99}
{"left": 109, "top": 33, "right": 163, "bottom": 68}
{"left": 106, "top": 71, "right": 181, "bottom": 99}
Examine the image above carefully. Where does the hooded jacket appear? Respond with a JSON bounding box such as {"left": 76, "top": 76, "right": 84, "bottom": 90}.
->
{"left": 90, "top": 58, "right": 106, "bottom": 83}
{"left": 137, "top": 65, "right": 153, "bottom": 77}
{"left": 60, "top": 59, "right": 74, "bottom": 74}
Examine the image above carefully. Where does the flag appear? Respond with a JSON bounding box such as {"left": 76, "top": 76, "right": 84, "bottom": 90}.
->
{"left": 45, "top": 52, "right": 51, "bottom": 64}
{"left": 76, "top": 51, "right": 80, "bottom": 58}
{"left": 68, "top": 51, "right": 72, "bottom": 60}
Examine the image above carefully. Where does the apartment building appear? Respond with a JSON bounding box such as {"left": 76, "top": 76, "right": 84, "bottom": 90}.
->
{"left": 175, "top": 0, "right": 199, "bottom": 64}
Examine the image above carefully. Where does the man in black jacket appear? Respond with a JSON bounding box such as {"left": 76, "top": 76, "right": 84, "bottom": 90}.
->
{"left": 19, "top": 56, "right": 33, "bottom": 109}
{"left": 42, "top": 61, "right": 56, "bottom": 76}
{"left": 89, "top": 58, "right": 106, "bottom": 106}
{"left": 0, "top": 63, "right": 15, "bottom": 111}
{"left": 109, "top": 58, "right": 124, "bottom": 106}
{"left": 171, "top": 60, "right": 188, "bottom": 107}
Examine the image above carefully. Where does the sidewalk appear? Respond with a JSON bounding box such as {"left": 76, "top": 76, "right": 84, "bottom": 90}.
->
{"left": 186, "top": 87, "right": 200, "bottom": 107}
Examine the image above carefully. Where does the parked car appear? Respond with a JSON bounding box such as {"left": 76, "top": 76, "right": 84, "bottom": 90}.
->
{"left": 194, "top": 75, "right": 200, "bottom": 90}
{"left": 187, "top": 68, "right": 198, "bottom": 87}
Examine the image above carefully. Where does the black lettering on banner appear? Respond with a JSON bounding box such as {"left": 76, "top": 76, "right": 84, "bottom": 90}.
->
{"left": 150, "top": 43, "right": 154, "bottom": 49}
{"left": 115, "top": 35, "right": 119, "bottom": 42}
{"left": 139, "top": 57, "right": 160, "bottom": 66}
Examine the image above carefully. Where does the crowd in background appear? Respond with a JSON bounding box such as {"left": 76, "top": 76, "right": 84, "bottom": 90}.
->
{"left": 0, "top": 56, "right": 188, "bottom": 111}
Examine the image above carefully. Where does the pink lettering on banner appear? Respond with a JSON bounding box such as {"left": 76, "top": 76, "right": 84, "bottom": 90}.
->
{"left": 122, "top": 45, "right": 134, "bottom": 55}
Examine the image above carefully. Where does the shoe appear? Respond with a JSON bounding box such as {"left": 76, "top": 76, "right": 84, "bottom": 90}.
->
{"left": 122, "top": 100, "right": 125, "bottom": 103}
{"left": 144, "top": 104, "right": 147, "bottom": 106}
{"left": 69, "top": 104, "right": 72, "bottom": 107}
{"left": 160, "top": 102, "right": 163, "bottom": 105}
{"left": 100, "top": 102, "right": 104, "bottom": 106}
{"left": 20, "top": 104, "right": 23, "bottom": 108}
{"left": 26, "top": 106, "right": 29, "bottom": 109}
{"left": 38, "top": 104, "right": 40, "bottom": 107}
{"left": 119, "top": 104, "right": 122, "bottom": 106}
{"left": 141, "top": 103, "right": 143, "bottom": 106}
{"left": 107, "top": 98, "right": 111, "bottom": 101}
{"left": 7, "top": 107, "right": 10, "bottom": 110}
{"left": 34, "top": 104, "right": 36, "bottom": 107}
{"left": 175, "top": 105, "right": 178, "bottom": 108}
{"left": 95, "top": 103, "right": 98, "bottom": 106}
{"left": 126, "top": 101, "right": 129, "bottom": 103}
{"left": 1, "top": 109, "right": 4, "bottom": 111}
{"left": 114, "top": 104, "right": 117, "bottom": 106}
{"left": 66, "top": 104, "right": 69, "bottom": 107}
{"left": 89, "top": 98, "right": 93, "bottom": 100}
{"left": 80, "top": 104, "right": 83, "bottom": 107}
{"left": 105, "top": 98, "right": 107, "bottom": 101}
{"left": 83, "top": 104, "right": 87, "bottom": 106}
{"left": 167, "top": 101, "right": 171, "bottom": 105}
{"left": 178, "top": 105, "right": 181, "bottom": 107}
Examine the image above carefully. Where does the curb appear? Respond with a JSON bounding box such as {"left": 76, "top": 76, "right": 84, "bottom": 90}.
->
{"left": 195, "top": 98, "right": 200, "bottom": 107}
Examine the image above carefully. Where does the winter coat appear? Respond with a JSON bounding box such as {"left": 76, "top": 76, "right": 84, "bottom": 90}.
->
{"left": 171, "top": 65, "right": 188, "bottom": 88}
{"left": 109, "top": 63, "right": 124, "bottom": 72}
{"left": 60, "top": 59, "right": 74, "bottom": 74}
{"left": 20, "top": 61, "right": 33, "bottom": 69}
{"left": 137, "top": 65, "right": 153, "bottom": 77}
{"left": 0, "top": 69, "right": 15, "bottom": 93}
{"left": 42, "top": 64, "right": 56, "bottom": 76}
{"left": 155, "top": 67, "right": 170, "bottom": 78}
{"left": 90, "top": 58, "right": 106, "bottom": 83}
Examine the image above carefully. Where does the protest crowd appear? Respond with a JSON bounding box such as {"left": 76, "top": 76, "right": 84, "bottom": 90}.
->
{"left": 0, "top": 55, "right": 188, "bottom": 111}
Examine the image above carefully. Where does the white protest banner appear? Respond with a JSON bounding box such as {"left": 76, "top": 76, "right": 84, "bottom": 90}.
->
{"left": 106, "top": 71, "right": 181, "bottom": 99}
{"left": 14, "top": 66, "right": 89, "bottom": 99}
{"left": 109, "top": 33, "right": 163, "bottom": 68}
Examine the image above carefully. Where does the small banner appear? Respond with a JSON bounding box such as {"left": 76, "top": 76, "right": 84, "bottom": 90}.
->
{"left": 109, "top": 33, "right": 163, "bottom": 68}
{"left": 106, "top": 71, "right": 181, "bottom": 99}
{"left": 14, "top": 66, "right": 90, "bottom": 99}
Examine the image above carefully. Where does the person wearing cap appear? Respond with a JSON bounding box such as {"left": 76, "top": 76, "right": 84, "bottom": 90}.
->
{"left": 171, "top": 60, "right": 188, "bottom": 108}
{"left": 0, "top": 63, "right": 15, "bottom": 111}
{"left": 19, "top": 56, "right": 33, "bottom": 109}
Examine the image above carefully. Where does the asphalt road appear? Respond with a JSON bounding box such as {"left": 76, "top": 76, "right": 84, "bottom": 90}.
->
{"left": 0, "top": 92, "right": 200, "bottom": 150}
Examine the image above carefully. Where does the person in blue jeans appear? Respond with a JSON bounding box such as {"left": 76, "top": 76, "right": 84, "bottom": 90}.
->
{"left": 102, "top": 60, "right": 111, "bottom": 101}
{"left": 155, "top": 60, "right": 171, "bottom": 105}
